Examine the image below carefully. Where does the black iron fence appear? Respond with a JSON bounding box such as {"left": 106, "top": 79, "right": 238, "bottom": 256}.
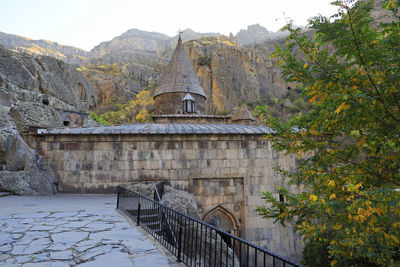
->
{"left": 117, "top": 186, "right": 302, "bottom": 267}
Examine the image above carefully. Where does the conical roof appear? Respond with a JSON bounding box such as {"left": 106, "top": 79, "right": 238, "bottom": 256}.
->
{"left": 154, "top": 37, "right": 206, "bottom": 98}
{"left": 231, "top": 104, "right": 255, "bottom": 122}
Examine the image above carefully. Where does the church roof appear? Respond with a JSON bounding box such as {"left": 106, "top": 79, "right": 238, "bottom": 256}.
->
{"left": 38, "top": 123, "right": 273, "bottom": 135}
{"left": 154, "top": 37, "right": 206, "bottom": 98}
{"left": 231, "top": 104, "right": 255, "bottom": 122}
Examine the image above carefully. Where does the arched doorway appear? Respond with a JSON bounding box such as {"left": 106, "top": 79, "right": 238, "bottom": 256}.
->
{"left": 202, "top": 205, "right": 240, "bottom": 247}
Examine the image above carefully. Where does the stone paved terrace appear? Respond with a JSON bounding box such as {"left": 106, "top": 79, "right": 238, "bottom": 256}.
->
{"left": 0, "top": 194, "right": 182, "bottom": 267}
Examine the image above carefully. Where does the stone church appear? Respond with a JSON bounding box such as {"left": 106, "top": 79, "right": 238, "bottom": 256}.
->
{"left": 33, "top": 35, "right": 303, "bottom": 261}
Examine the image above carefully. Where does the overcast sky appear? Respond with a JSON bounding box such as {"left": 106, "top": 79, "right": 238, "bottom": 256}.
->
{"left": 0, "top": 0, "right": 338, "bottom": 51}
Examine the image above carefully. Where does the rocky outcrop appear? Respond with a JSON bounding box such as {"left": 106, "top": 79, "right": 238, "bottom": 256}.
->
{"left": 0, "top": 106, "right": 57, "bottom": 195}
{"left": 90, "top": 29, "right": 171, "bottom": 66}
{"left": 0, "top": 31, "right": 89, "bottom": 65}
{"left": 79, "top": 63, "right": 160, "bottom": 106}
{"left": 0, "top": 46, "right": 98, "bottom": 195}
{"left": 185, "top": 36, "right": 289, "bottom": 113}
{"left": 90, "top": 28, "right": 221, "bottom": 66}
{"left": 10, "top": 102, "right": 63, "bottom": 133}
{"left": 0, "top": 46, "right": 96, "bottom": 112}
{"left": 127, "top": 183, "right": 200, "bottom": 218}
{"left": 235, "top": 24, "right": 287, "bottom": 46}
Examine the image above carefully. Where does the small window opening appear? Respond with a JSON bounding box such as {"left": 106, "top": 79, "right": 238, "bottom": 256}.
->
{"left": 63, "top": 121, "right": 70, "bottom": 126}
{"left": 182, "top": 90, "right": 195, "bottom": 114}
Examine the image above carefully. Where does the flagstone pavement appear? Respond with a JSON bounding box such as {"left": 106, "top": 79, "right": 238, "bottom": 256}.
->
{"left": 0, "top": 194, "right": 183, "bottom": 267}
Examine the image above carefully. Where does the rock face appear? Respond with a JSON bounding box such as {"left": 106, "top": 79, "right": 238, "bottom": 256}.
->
{"left": 79, "top": 63, "right": 160, "bottom": 107}
{"left": 235, "top": 24, "right": 287, "bottom": 46}
{"left": 90, "top": 28, "right": 221, "bottom": 66}
{"left": 9, "top": 102, "right": 63, "bottom": 133}
{"left": 0, "top": 46, "right": 98, "bottom": 195}
{"left": 90, "top": 29, "right": 171, "bottom": 65}
{"left": 127, "top": 183, "right": 200, "bottom": 218}
{"left": 0, "top": 106, "right": 57, "bottom": 195}
{"left": 1, "top": 28, "right": 291, "bottom": 115}
{"left": 185, "top": 36, "right": 289, "bottom": 113}
{"left": 0, "top": 31, "right": 89, "bottom": 65}
{"left": 85, "top": 34, "right": 290, "bottom": 115}
{"left": 0, "top": 46, "right": 96, "bottom": 112}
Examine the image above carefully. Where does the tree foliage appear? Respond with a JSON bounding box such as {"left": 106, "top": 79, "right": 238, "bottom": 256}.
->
{"left": 256, "top": 0, "right": 400, "bottom": 266}
{"left": 91, "top": 89, "right": 154, "bottom": 125}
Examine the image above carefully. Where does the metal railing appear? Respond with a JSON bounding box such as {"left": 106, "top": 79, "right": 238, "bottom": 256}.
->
{"left": 153, "top": 182, "right": 178, "bottom": 248}
{"left": 117, "top": 186, "right": 302, "bottom": 267}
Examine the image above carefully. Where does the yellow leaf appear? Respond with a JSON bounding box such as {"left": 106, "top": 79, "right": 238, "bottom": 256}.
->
{"left": 356, "top": 136, "right": 367, "bottom": 147}
{"left": 330, "top": 194, "right": 336, "bottom": 199}
{"left": 309, "top": 94, "right": 319, "bottom": 104}
{"left": 310, "top": 194, "right": 318, "bottom": 202}
{"left": 303, "top": 63, "right": 308, "bottom": 69}
{"left": 328, "top": 180, "right": 335, "bottom": 187}
{"left": 335, "top": 102, "right": 350, "bottom": 114}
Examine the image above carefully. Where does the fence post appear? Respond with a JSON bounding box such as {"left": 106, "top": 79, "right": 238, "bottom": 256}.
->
{"left": 137, "top": 197, "right": 141, "bottom": 226}
{"left": 116, "top": 186, "right": 120, "bottom": 209}
{"left": 177, "top": 226, "right": 183, "bottom": 262}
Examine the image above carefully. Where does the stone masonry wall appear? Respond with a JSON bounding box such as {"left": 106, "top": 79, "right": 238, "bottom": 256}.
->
{"left": 34, "top": 133, "right": 303, "bottom": 261}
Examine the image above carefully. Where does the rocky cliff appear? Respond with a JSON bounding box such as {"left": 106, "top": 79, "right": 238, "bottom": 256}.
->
{"left": 89, "top": 28, "right": 221, "bottom": 66}
{"left": 90, "top": 29, "right": 171, "bottom": 66}
{"left": 0, "top": 46, "right": 96, "bottom": 112}
{"left": 78, "top": 62, "right": 161, "bottom": 111}
{"left": 235, "top": 24, "right": 288, "bottom": 46}
{"left": 0, "top": 106, "right": 57, "bottom": 195}
{"left": 185, "top": 36, "right": 290, "bottom": 114}
{"left": 0, "top": 46, "right": 97, "bottom": 194}
{"left": 0, "top": 32, "right": 89, "bottom": 65}
{"left": 85, "top": 33, "right": 291, "bottom": 115}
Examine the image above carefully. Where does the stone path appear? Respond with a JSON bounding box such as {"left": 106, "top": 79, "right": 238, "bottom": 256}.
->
{"left": 0, "top": 194, "right": 182, "bottom": 267}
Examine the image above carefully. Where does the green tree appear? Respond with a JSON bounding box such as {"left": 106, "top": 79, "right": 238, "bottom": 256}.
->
{"left": 91, "top": 89, "right": 154, "bottom": 125}
{"left": 256, "top": 0, "right": 400, "bottom": 266}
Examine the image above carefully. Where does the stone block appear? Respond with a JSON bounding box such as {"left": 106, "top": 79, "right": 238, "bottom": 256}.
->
{"left": 187, "top": 160, "right": 199, "bottom": 169}
{"left": 64, "top": 151, "right": 77, "bottom": 161}
{"left": 94, "top": 142, "right": 113, "bottom": 151}
{"left": 168, "top": 169, "right": 179, "bottom": 180}
{"left": 94, "top": 151, "right": 108, "bottom": 161}
{"left": 84, "top": 152, "right": 94, "bottom": 161}
{"left": 64, "top": 171, "right": 79, "bottom": 184}
{"left": 160, "top": 150, "right": 173, "bottom": 160}
{"left": 177, "top": 169, "right": 190, "bottom": 180}
{"left": 162, "top": 160, "right": 171, "bottom": 170}
{"left": 222, "top": 160, "right": 231, "bottom": 168}
{"left": 217, "top": 141, "right": 228, "bottom": 150}
{"left": 204, "top": 149, "right": 216, "bottom": 159}
{"left": 216, "top": 149, "right": 227, "bottom": 159}
{"left": 94, "top": 173, "right": 110, "bottom": 182}
{"left": 226, "top": 149, "right": 238, "bottom": 159}
{"left": 171, "top": 159, "right": 181, "bottom": 169}
{"left": 65, "top": 142, "right": 79, "bottom": 151}
{"left": 79, "top": 171, "right": 91, "bottom": 183}
{"left": 183, "top": 150, "right": 197, "bottom": 160}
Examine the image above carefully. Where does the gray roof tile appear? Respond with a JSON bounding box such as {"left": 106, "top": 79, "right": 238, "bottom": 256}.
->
{"left": 38, "top": 123, "right": 273, "bottom": 135}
